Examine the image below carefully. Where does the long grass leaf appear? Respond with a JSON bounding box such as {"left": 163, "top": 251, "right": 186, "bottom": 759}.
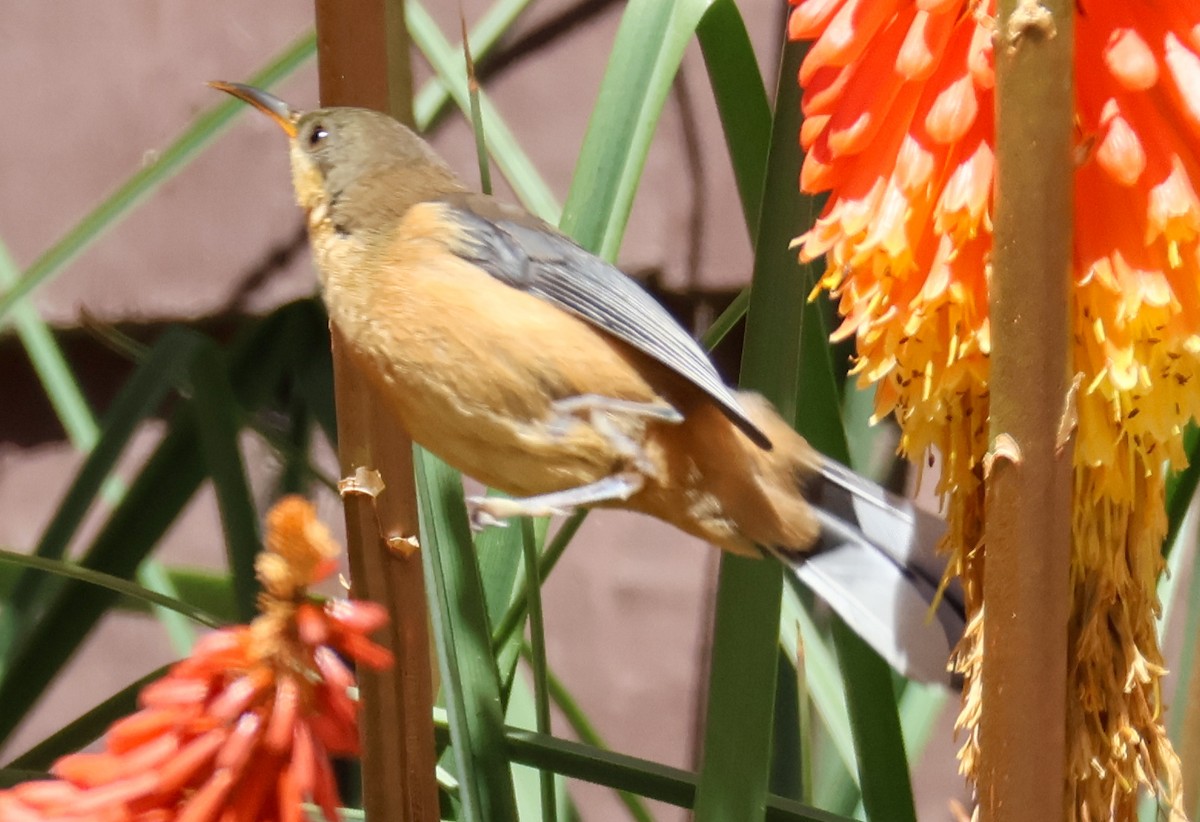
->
{"left": 1166, "top": 470, "right": 1200, "bottom": 745}
{"left": 189, "top": 346, "right": 262, "bottom": 620}
{"left": 694, "top": 36, "right": 807, "bottom": 822}
{"left": 519, "top": 519, "right": 556, "bottom": 821}
{"left": 0, "top": 550, "right": 221, "bottom": 629}
{"left": 694, "top": 550, "right": 783, "bottom": 822}
{"left": 0, "top": 236, "right": 198, "bottom": 653}
{"left": 559, "top": 0, "right": 713, "bottom": 257}
{"left": 134, "top": 561, "right": 197, "bottom": 656}
{"left": 0, "top": 769, "right": 50, "bottom": 789}
{"left": 686, "top": 0, "right": 770, "bottom": 359}
{"left": 1164, "top": 426, "right": 1200, "bottom": 560}
{"left": 781, "top": 589, "right": 856, "bottom": 781}
{"left": 0, "top": 33, "right": 316, "bottom": 321}
{"left": 540, "top": 660, "right": 655, "bottom": 822}
{"left": 0, "top": 305, "right": 306, "bottom": 745}
{"left": 0, "top": 563, "right": 237, "bottom": 622}
{"left": 0, "top": 239, "right": 96, "bottom": 447}
{"left": 830, "top": 620, "right": 914, "bottom": 819}
{"left": 5, "top": 666, "right": 171, "bottom": 770}
{"left": 0, "top": 409, "right": 209, "bottom": 746}
{"left": 896, "top": 681, "right": 948, "bottom": 771}
{"left": 500, "top": 729, "right": 848, "bottom": 822}
{"left": 506, "top": 671, "right": 547, "bottom": 820}
{"left": 474, "top": 506, "right": 534, "bottom": 633}
{"left": 407, "top": 1, "right": 560, "bottom": 221}
{"left": 492, "top": 512, "right": 585, "bottom": 692}
{"left": 771, "top": 647, "right": 804, "bottom": 802}
{"left": 461, "top": 19, "right": 494, "bottom": 197}
{"left": 698, "top": 19, "right": 801, "bottom": 803}
{"left": 432, "top": 706, "right": 849, "bottom": 821}
{"left": 700, "top": 288, "right": 749, "bottom": 351}
{"left": 415, "top": 447, "right": 519, "bottom": 822}
{"left": 1156, "top": 435, "right": 1200, "bottom": 724}
{"left": 766, "top": 39, "right": 915, "bottom": 822}
{"left": 413, "top": 0, "right": 536, "bottom": 127}
{"left": 694, "top": 0, "right": 770, "bottom": 232}
{"left": 0, "top": 326, "right": 206, "bottom": 663}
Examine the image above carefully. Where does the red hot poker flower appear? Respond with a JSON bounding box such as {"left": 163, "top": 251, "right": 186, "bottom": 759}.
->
{"left": 0, "top": 497, "right": 392, "bottom": 822}
{"left": 789, "top": 0, "right": 1200, "bottom": 817}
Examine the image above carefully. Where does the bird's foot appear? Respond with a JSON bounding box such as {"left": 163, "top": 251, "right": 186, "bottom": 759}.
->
{"left": 551, "top": 395, "right": 683, "bottom": 425}
{"left": 466, "top": 501, "right": 509, "bottom": 533}
{"left": 466, "top": 472, "right": 645, "bottom": 531}
{"left": 550, "top": 395, "right": 680, "bottom": 474}
{"left": 467, "top": 495, "right": 567, "bottom": 532}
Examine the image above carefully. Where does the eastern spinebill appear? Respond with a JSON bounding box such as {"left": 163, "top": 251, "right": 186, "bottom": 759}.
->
{"left": 211, "top": 81, "right": 963, "bottom": 685}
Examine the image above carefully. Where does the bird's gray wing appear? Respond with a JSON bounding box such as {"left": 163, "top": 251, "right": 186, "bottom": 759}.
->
{"left": 440, "top": 194, "right": 963, "bottom": 684}
{"left": 782, "top": 457, "right": 964, "bottom": 687}
{"left": 440, "top": 193, "right": 773, "bottom": 450}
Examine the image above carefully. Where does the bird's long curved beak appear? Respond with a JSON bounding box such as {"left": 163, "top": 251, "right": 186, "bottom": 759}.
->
{"left": 209, "top": 81, "right": 299, "bottom": 137}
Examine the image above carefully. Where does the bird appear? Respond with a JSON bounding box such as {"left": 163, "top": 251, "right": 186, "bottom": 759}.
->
{"left": 211, "top": 81, "right": 963, "bottom": 685}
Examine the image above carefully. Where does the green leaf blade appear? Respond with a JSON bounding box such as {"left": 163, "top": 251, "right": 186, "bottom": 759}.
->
{"left": 415, "top": 447, "right": 519, "bottom": 822}
{"left": 559, "top": 0, "right": 712, "bottom": 256}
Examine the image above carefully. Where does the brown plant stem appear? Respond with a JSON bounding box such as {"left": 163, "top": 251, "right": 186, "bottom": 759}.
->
{"left": 313, "top": 4, "right": 439, "bottom": 821}
{"left": 980, "top": 1, "right": 1075, "bottom": 819}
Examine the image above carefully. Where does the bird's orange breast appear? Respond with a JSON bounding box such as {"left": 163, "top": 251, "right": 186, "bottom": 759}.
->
{"left": 317, "top": 201, "right": 677, "bottom": 497}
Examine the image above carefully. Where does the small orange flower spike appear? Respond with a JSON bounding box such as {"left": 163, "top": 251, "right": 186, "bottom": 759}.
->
{"left": 0, "top": 497, "right": 391, "bottom": 821}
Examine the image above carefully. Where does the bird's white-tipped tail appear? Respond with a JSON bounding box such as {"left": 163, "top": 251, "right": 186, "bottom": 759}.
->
{"left": 781, "top": 458, "right": 963, "bottom": 687}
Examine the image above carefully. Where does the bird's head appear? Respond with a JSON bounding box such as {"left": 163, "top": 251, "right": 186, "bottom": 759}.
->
{"left": 209, "top": 82, "right": 462, "bottom": 237}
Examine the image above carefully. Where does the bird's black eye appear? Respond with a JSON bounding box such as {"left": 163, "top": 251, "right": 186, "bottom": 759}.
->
{"left": 308, "top": 124, "right": 329, "bottom": 147}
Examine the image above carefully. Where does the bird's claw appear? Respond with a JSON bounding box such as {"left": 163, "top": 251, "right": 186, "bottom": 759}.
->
{"left": 466, "top": 497, "right": 510, "bottom": 533}
{"left": 549, "top": 395, "right": 672, "bottom": 476}
{"left": 551, "top": 395, "right": 682, "bottom": 425}
{"left": 466, "top": 494, "right": 571, "bottom": 532}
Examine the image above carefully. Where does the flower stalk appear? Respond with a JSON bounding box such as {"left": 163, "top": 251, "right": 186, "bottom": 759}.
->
{"left": 313, "top": 3, "right": 441, "bottom": 818}
{"left": 980, "top": 1, "right": 1075, "bottom": 816}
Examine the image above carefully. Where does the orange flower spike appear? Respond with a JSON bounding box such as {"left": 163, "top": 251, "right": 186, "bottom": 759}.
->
{"left": 259, "top": 495, "right": 341, "bottom": 597}
{"left": 289, "top": 721, "right": 319, "bottom": 805}
{"left": 295, "top": 600, "right": 330, "bottom": 647}
{"left": 790, "top": 0, "right": 1200, "bottom": 817}
{"left": 312, "top": 743, "right": 342, "bottom": 822}
{"left": 0, "top": 496, "right": 393, "bottom": 821}
{"left": 9, "top": 781, "right": 82, "bottom": 808}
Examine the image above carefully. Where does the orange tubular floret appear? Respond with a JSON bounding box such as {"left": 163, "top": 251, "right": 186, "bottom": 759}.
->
{"left": 106, "top": 709, "right": 180, "bottom": 754}
{"left": 154, "top": 728, "right": 228, "bottom": 797}
{"left": 264, "top": 675, "right": 300, "bottom": 753}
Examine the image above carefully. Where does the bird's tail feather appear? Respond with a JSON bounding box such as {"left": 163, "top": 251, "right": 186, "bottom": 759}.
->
{"left": 774, "top": 457, "right": 964, "bottom": 687}
{"left": 726, "top": 390, "right": 961, "bottom": 685}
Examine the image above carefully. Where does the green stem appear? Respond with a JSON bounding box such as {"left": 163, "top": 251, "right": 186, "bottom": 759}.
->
{"left": 520, "top": 518, "right": 556, "bottom": 822}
